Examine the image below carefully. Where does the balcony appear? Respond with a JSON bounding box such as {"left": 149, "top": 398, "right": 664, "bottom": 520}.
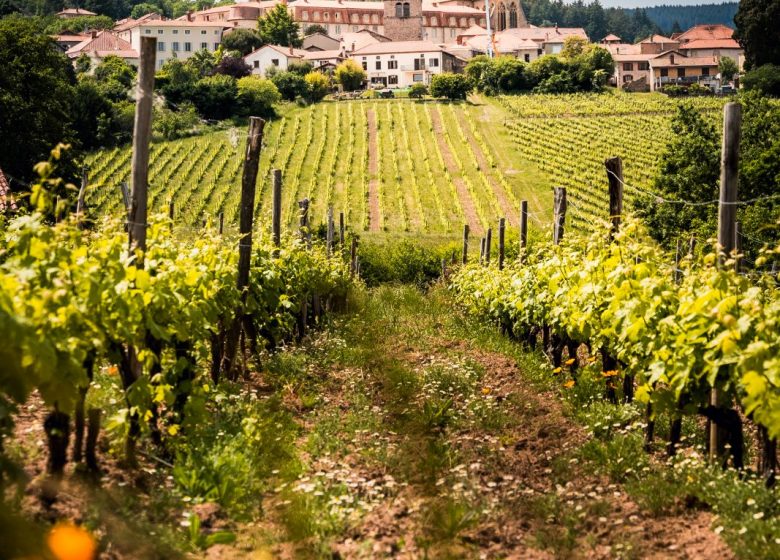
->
{"left": 400, "top": 64, "right": 427, "bottom": 72}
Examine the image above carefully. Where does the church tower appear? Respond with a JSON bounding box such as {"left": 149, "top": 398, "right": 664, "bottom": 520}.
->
{"left": 383, "top": 0, "right": 424, "bottom": 42}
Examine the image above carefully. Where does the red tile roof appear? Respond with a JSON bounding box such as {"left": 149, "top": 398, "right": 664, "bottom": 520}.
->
{"left": 640, "top": 34, "right": 675, "bottom": 44}
{"left": 352, "top": 40, "right": 445, "bottom": 55}
{"left": 58, "top": 8, "right": 96, "bottom": 16}
{"left": 676, "top": 24, "right": 734, "bottom": 43}
{"left": 66, "top": 30, "right": 137, "bottom": 58}
{"left": 682, "top": 38, "right": 741, "bottom": 50}
{"left": 602, "top": 33, "right": 621, "bottom": 41}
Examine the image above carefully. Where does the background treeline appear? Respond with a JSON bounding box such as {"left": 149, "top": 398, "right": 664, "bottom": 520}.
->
{"left": 630, "top": 3, "right": 738, "bottom": 36}
{"left": 0, "top": 0, "right": 220, "bottom": 21}
{"left": 521, "top": 0, "right": 738, "bottom": 42}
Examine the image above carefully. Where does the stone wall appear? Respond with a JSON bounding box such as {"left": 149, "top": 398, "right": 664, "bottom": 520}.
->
{"left": 383, "top": 0, "right": 423, "bottom": 41}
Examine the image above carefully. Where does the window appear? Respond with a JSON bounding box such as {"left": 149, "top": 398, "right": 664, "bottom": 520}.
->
{"left": 498, "top": 4, "right": 506, "bottom": 31}
{"left": 638, "top": 62, "right": 649, "bottom": 70}
{"left": 524, "top": 53, "right": 530, "bottom": 62}
{"left": 660, "top": 68, "right": 668, "bottom": 77}
{"left": 431, "top": 16, "right": 437, "bottom": 26}
{"left": 201, "top": 30, "right": 207, "bottom": 34}
{"left": 214, "top": 30, "right": 219, "bottom": 34}
{"left": 362, "top": 61, "right": 367, "bottom": 70}
{"left": 158, "top": 29, "right": 163, "bottom": 34}
{"left": 201, "top": 42, "right": 208, "bottom": 49}
{"left": 428, "top": 58, "right": 439, "bottom": 67}
{"left": 450, "top": 29, "right": 456, "bottom": 38}
{"left": 158, "top": 41, "right": 165, "bottom": 51}
{"left": 173, "top": 29, "right": 178, "bottom": 34}
{"left": 214, "top": 42, "right": 219, "bottom": 50}
{"left": 302, "top": 10, "right": 309, "bottom": 21}
{"left": 414, "top": 58, "right": 424, "bottom": 70}
{"left": 145, "top": 29, "right": 151, "bottom": 34}
{"left": 376, "top": 60, "right": 381, "bottom": 69}
{"left": 352, "top": 25, "right": 358, "bottom": 31}
{"left": 173, "top": 41, "right": 180, "bottom": 51}
{"left": 185, "top": 29, "right": 190, "bottom": 34}
{"left": 702, "top": 67, "right": 709, "bottom": 76}
{"left": 184, "top": 42, "right": 191, "bottom": 52}
{"left": 623, "top": 74, "right": 632, "bottom": 83}
{"left": 253, "top": 60, "right": 259, "bottom": 68}
{"left": 678, "top": 68, "right": 685, "bottom": 77}
{"left": 388, "top": 75, "right": 398, "bottom": 84}
{"left": 324, "top": 11, "right": 329, "bottom": 20}
{"left": 272, "top": 58, "right": 279, "bottom": 66}
{"left": 313, "top": 11, "right": 320, "bottom": 21}
{"left": 388, "top": 60, "right": 397, "bottom": 69}
{"left": 335, "top": 25, "right": 341, "bottom": 33}
{"left": 413, "top": 73, "right": 423, "bottom": 82}
{"left": 623, "top": 62, "right": 633, "bottom": 71}
{"left": 363, "top": 14, "right": 370, "bottom": 24}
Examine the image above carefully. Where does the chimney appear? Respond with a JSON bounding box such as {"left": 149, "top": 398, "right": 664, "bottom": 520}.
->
{"left": 186, "top": 10, "right": 192, "bottom": 21}
{"left": 91, "top": 29, "right": 97, "bottom": 38}
{"left": 289, "top": 44, "right": 294, "bottom": 55}
{"left": 352, "top": 41, "right": 355, "bottom": 52}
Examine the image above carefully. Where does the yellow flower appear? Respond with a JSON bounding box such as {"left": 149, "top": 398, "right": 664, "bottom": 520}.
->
{"left": 47, "top": 522, "right": 97, "bottom": 560}
{"left": 563, "top": 380, "right": 575, "bottom": 389}
{"left": 601, "top": 370, "right": 619, "bottom": 378}
{"left": 565, "top": 358, "right": 576, "bottom": 366}
{"left": 481, "top": 387, "right": 491, "bottom": 395}
{"left": 107, "top": 365, "right": 118, "bottom": 376}
{"left": 552, "top": 367, "right": 562, "bottom": 374}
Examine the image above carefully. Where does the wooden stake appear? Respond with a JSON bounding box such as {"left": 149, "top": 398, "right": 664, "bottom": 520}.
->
{"left": 350, "top": 236, "right": 358, "bottom": 277}
{"left": 272, "top": 168, "right": 282, "bottom": 249}
{"left": 120, "top": 182, "right": 130, "bottom": 213}
{"left": 498, "top": 218, "right": 505, "bottom": 270}
{"left": 520, "top": 200, "right": 528, "bottom": 255}
{"left": 462, "top": 224, "right": 469, "bottom": 264}
{"left": 710, "top": 101, "right": 741, "bottom": 463}
{"left": 553, "top": 187, "right": 567, "bottom": 245}
{"left": 299, "top": 198, "right": 310, "bottom": 247}
{"left": 485, "top": 227, "right": 492, "bottom": 264}
{"left": 339, "top": 211, "right": 345, "bottom": 247}
{"left": 219, "top": 212, "right": 224, "bottom": 235}
{"left": 605, "top": 157, "right": 623, "bottom": 239}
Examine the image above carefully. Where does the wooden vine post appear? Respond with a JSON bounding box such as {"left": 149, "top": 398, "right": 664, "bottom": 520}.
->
{"left": 272, "top": 169, "right": 282, "bottom": 251}
{"left": 552, "top": 187, "right": 567, "bottom": 245}
{"left": 222, "top": 117, "right": 266, "bottom": 379}
{"left": 519, "top": 200, "right": 528, "bottom": 260}
{"left": 219, "top": 212, "right": 224, "bottom": 235}
{"left": 350, "top": 236, "right": 358, "bottom": 277}
{"left": 462, "top": 224, "right": 469, "bottom": 264}
{"left": 498, "top": 218, "right": 506, "bottom": 270}
{"left": 710, "top": 102, "right": 741, "bottom": 465}
{"left": 124, "top": 35, "right": 156, "bottom": 465}
{"left": 485, "top": 227, "right": 492, "bottom": 264}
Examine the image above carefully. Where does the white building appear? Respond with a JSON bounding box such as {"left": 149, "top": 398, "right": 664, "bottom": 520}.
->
{"left": 117, "top": 19, "right": 228, "bottom": 69}
{"left": 244, "top": 44, "right": 309, "bottom": 75}
{"left": 350, "top": 40, "right": 464, "bottom": 88}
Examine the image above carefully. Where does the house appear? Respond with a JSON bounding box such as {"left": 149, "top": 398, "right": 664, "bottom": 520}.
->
{"left": 303, "top": 49, "right": 347, "bottom": 71}
{"left": 500, "top": 26, "right": 589, "bottom": 55}
{"left": 303, "top": 32, "right": 341, "bottom": 51}
{"left": 339, "top": 29, "right": 391, "bottom": 53}
{"left": 114, "top": 12, "right": 164, "bottom": 33}
{"left": 244, "top": 44, "right": 308, "bottom": 75}
{"left": 674, "top": 25, "right": 742, "bottom": 64}
{"left": 638, "top": 34, "right": 680, "bottom": 55}
{"left": 649, "top": 51, "right": 719, "bottom": 91}
{"left": 66, "top": 30, "right": 139, "bottom": 68}
{"left": 600, "top": 33, "right": 621, "bottom": 45}
{"left": 116, "top": 18, "right": 229, "bottom": 69}
{"left": 185, "top": 1, "right": 279, "bottom": 30}
{"left": 57, "top": 8, "right": 97, "bottom": 18}
{"left": 603, "top": 42, "right": 652, "bottom": 89}
{"left": 464, "top": 33, "right": 541, "bottom": 61}
{"left": 350, "top": 40, "right": 465, "bottom": 87}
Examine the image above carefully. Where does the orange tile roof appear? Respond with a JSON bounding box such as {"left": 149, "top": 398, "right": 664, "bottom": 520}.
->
{"left": 66, "top": 30, "right": 137, "bottom": 58}
{"left": 652, "top": 55, "right": 718, "bottom": 68}
{"left": 676, "top": 24, "right": 734, "bottom": 43}
{"left": 640, "top": 34, "right": 675, "bottom": 43}
{"left": 58, "top": 8, "right": 96, "bottom": 15}
{"left": 682, "top": 38, "right": 741, "bottom": 50}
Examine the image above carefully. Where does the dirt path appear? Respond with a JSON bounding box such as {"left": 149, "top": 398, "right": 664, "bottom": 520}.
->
{"left": 429, "top": 106, "right": 483, "bottom": 235}
{"left": 455, "top": 110, "right": 518, "bottom": 227}
{"left": 366, "top": 109, "right": 381, "bottom": 232}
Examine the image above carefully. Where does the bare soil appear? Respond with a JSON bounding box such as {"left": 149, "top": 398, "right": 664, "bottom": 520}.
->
{"left": 366, "top": 109, "right": 381, "bottom": 232}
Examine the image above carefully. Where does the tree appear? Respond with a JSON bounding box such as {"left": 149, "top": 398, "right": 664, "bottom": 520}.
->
{"left": 734, "top": 0, "right": 780, "bottom": 70}
{"left": 560, "top": 35, "right": 589, "bottom": 59}
{"left": 670, "top": 20, "right": 682, "bottom": 34}
{"left": 429, "top": 73, "right": 473, "bottom": 100}
{"left": 237, "top": 75, "right": 280, "bottom": 117}
{"left": 156, "top": 58, "right": 200, "bottom": 106}
{"left": 187, "top": 48, "right": 217, "bottom": 77}
{"left": 75, "top": 53, "right": 91, "bottom": 74}
{"left": 303, "top": 24, "right": 327, "bottom": 36}
{"left": 304, "top": 71, "right": 330, "bottom": 102}
{"left": 153, "top": 102, "right": 199, "bottom": 140}
{"left": 221, "top": 28, "right": 262, "bottom": 56}
{"left": 270, "top": 70, "right": 307, "bottom": 101}
{"left": 192, "top": 74, "right": 238, "bottom": 120}
{"left": 257, "top": 4, "right": 302, "bottom": 48}
{"left": 718, "top": 57, "right": 739, "bottom": 82}
{"left": 93, "top": 54, "right": 135, "bottom": 101}
{"left": 287, "top": 60, "right": 313, "bottom": 76}
{"left": 0, "top": 17, "right": 77, "bottom": 186}
{"left": 130, "top": 3, "right": 159, "bottom": 18}
{"left": 213, "top": 55, "right": 251, "bottom": 79}
{"left": 409, "top": 83, "right": 428, "bottom": 98}
{"left": 334, "top": 59, "right": 365, "bottom": 91}
{"left": 741, "top": 64, "right": 780, "bottom": 97}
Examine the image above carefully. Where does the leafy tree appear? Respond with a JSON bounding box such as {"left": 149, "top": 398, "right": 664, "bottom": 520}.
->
{"left": 304, "top": 71, "right": 329, "bottom": 102}
{"left": 70, "top": 78, "right": 115, "bottom": 149}
{"left": 334, "top": 59, "right": 365, "bottom": 91}
{"left": 734, "top": 0, "right": 780, "bottom": 69}
{"left": 192, "top": 74, "right": 238, "bottom": 120}
{"left": 213, "top": 55, "right": 251, "bottom": 79}
{"left": 429, "top": 73, "right": 473, "bottom": 100}
{"left": 741, "top": 64, "right": 780, "bottom": 96}
{"left": 221, "top": 28, "right": 262, "bottom": 56}
{"left": 130, "top": 3, "right": 159, "bottom": 18}
{"left": 156, "top": 58, "right": 200, "bottom": 106}
{"left": 257, "top": 4, "right": 302, "bottom": 48}
{"left": 270, "top": 70, "right": 307, "bottom": 101}
{"left": 93, "top": 54, "right": 135, "bottom": 101}
{"left": 466, "top": 55, "right": 528, "bottom": 95}
{"left": 408, "top": 83, "right": 428, "bottom": 98}
{"left": 43, "top": 15, "right": 114, "bottom": 34}
{"left": 718, "top": 57, "right": 739, "bottom": 82}
{"left": 75, "top": 53, "right": 91, "bottom": 74}
{"left": 0, "top": 17, "right": 76, "bottom": 185}
{"left": 303, "top": 24, "right": 327, "bottom": 36}
{"left": 153, "top": 102, "right": 199, "bottom": 139}
{"left": 287, "top": 60, "right": 313, "bottom": 76}
{"left": 187, "top": 48, "right": 217, "bottom": 77}
{"left": 237, "top": 75, "right": 280, "bottom": 117}
{"left": 560, "top": 35, "right": 589, "bottom": 59}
